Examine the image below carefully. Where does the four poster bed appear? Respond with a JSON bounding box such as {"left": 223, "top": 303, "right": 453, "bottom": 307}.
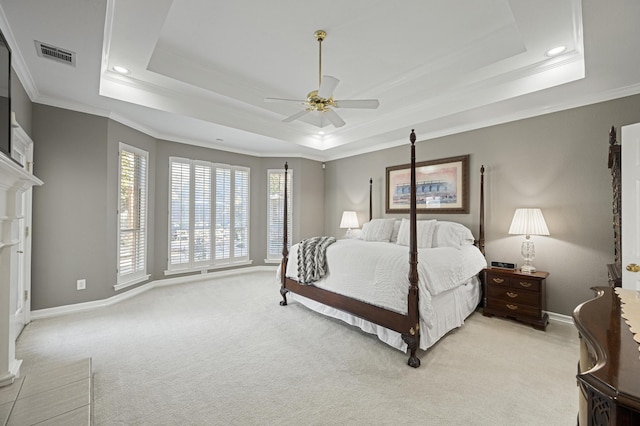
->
{"left": 278, "top": 130, "right": 487, "bottom": 367}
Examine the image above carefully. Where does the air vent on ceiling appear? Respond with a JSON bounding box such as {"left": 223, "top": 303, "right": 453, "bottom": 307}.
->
{"left": 35, "top": 41, "right": 76, "bottom": 67}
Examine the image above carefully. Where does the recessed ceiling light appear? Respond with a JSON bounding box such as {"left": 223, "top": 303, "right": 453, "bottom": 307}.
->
{"left": 545, "top": 46, "right": 566, "bottom": 57}
{"left": 113, "top": 65, "right": 130, "bottom": 75}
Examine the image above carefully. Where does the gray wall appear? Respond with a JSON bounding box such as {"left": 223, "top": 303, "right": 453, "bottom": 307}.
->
{"left": 23, "top": 87, "right": 640, "bottom": 314}
{"left": 32, "top": 104, "right": 110, "bottom": 308}
{"left": 11, "top": 68, "right": 31, "bottom": 135}
{"left": 29, "top": 104, "right": 325, "bottom": 310}
{"left": 258, "top": 157, "right": 326, "bottom": 246}
{"left": 325, "top": 94, "right": 640, "bottom": 316}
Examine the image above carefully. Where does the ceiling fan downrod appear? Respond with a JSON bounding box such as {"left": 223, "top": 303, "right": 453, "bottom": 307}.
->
{"left": 314, "top": 30, "right": 326, "bottom": 87}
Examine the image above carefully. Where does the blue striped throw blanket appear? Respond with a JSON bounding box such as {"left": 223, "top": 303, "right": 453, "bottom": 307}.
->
{"left": 297, "top": 236, "right": 337, "bottom": 284}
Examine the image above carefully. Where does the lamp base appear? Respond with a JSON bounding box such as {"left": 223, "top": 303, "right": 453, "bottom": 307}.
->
{"left": 520, "top": 240, "right": 536, "bottom": 274}
{"left": 520, "top": 264, "right": 536, "bottom": 273}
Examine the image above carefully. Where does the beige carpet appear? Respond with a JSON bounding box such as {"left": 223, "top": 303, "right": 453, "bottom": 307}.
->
{"left": 17, "top": 271, "right": 579, "bottom": 425}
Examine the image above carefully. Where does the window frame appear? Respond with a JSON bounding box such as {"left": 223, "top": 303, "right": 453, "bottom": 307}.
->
{"left": 167, "top": 157, "right": 251, "bottom": 274}
{"left": 266, "top": 168, "right": 292, "bottom": 262}
{"left": 116, "top": 142, "right": 150, "bottom": 289}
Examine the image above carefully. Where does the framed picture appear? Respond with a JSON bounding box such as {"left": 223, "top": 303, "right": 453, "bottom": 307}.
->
{"left": 385, "top": 154, "right": 469, "bottom": 214}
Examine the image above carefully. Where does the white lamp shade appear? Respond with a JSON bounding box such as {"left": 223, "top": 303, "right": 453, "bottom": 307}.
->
{"left": 340, "top": 211, "right": 359, "bottom": 229}
{"left": 508, "top": 208, "right": 550, "bottom": 236}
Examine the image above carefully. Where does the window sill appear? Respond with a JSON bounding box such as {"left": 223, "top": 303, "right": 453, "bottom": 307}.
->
{"left": 164, "top": 259, "right": 254, "bottom": 276}
{"left": 264, "top": 258, "right": 283, "bottom": 264}
{"left": 114, "top": 274, "right": 151, "bottom": 291}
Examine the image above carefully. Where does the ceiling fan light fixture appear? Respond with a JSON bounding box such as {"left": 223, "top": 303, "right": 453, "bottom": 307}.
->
{"left": 266, "top": 29, "right": 379, "bottom": 128}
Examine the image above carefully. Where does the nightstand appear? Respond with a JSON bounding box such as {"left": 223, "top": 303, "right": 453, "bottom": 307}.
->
{"left": 482, "top": 268, "right": 549, "bottom": 330}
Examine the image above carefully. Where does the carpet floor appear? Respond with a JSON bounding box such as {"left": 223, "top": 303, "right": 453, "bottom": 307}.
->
{"left": 17, "top": 271, "right": 579, "bottom": 425}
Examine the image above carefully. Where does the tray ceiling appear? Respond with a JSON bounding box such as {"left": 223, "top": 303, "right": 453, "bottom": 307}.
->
{"left": 1, "top": 0, "right": 639, "bottom": 160}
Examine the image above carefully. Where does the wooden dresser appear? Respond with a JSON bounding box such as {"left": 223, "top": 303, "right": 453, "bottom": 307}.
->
{"left": 573, "top": 286, "right": 640, "bottom": 425}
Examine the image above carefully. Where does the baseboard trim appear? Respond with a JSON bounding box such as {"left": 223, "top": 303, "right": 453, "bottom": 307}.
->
{"left": 31, "top": 267, "right": 575, "bottom": 326}
{"left": 31, "top": 266, "right": 278, "bottom": 320}
{"left": 547, "top": 311, "right": 574, "bottom": 325}
{"left": 0, "top": 358, "right": 22, "bottom": 387}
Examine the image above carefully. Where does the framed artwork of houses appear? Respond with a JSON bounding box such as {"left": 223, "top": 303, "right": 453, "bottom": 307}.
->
{"left": 386, "top": 155, "right": 469, "bottom": 214}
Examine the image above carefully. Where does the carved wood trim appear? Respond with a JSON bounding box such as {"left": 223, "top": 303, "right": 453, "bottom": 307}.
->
{"left": 608, "top": 126, "right": 622, "bottom": 286}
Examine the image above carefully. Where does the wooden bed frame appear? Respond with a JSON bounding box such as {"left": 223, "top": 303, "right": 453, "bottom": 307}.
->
{"left": 279, "top": 130, "right": 486, "bottom": 367}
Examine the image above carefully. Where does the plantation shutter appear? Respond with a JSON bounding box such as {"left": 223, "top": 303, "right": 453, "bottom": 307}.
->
{"left": 214, "top": 166, "right": 231, "bottom": 261}
{"left": 118, "top": 144, "right": 148, "bottom": 284}
{"left": 267, "top": 169, "right": 292, "bottom": 260}
{"left": 233, "top": 168, "right": 250, "bottom": 259}
{"left": 169, "top": 159, "right": 250, "bottom": 271}
{"left": 194, "top": 162, "right": 212, "bottom": 265}
{"left": 169, "top": 158, "right": 191, "bottom": 268}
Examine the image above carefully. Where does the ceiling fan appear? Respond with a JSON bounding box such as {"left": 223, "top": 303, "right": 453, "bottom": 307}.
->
{"left": 265, "top": 30, "right": 380, "bottom": 128}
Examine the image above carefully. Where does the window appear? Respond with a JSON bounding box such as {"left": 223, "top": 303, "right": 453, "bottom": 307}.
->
{"left": 117, "top": 143, "right": 149, "bottom": 287}
{"left": 169, "top": 157, "right": 250, "bottom": 272}
{"left": 266, "top": 168, "right": 292, "bottom": 261}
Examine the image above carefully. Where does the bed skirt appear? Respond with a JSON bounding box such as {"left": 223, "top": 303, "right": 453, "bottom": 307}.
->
{"left": 286, "top": 276, "right": 481, "bottom": 352}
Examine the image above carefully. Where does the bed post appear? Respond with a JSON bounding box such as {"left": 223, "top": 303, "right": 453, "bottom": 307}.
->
{"left": 479, "top": 165, "right": 485, "bottom": 256}
{"left": 279, "top": 162, "right": 289, "bottom": 306}
{"left": 369, "top": 178, "right": 373, "bottom": 221}
{"left": 402, "top": 129, "right": 421, "bottom": 368}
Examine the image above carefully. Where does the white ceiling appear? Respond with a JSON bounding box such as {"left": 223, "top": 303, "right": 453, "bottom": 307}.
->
{"left": 0, "top": 0, "right": 638, "bottom": 161}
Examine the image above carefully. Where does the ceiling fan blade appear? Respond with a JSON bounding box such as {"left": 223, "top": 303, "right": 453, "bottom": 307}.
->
{"left": 324, "top": 109, "right": 346, "bottom": 128}
{"left": 317, "top": 75, "right": 339, "bottom": 99}
{"left": 265, "top": 97, "right": 306, "bottom": 104}
{"left": 333, "top": 99, "right": 380, "bottom": 109}
{"left": 282, "top": 109, "right": 310, "bottom": 123}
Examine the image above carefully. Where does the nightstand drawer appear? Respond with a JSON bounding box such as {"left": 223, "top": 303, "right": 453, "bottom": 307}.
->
{"left": 486, "top": 286, "right": 539, "bottom": 306}
{"left": 486, "top": 299, "right": 541, "bottom": 318}
{"left": 510, "top": 277, "right": 541, "bottom": 292}
{"left": 486, "top": 273, "right": 541, "bottom": 293}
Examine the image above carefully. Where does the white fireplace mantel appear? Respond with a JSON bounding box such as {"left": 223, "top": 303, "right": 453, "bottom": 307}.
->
{"left": 0, "top": 152, "right": 42, "bottom": 386}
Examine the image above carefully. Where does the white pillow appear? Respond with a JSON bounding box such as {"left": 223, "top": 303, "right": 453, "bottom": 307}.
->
{"left": 396, "top": 219, "right": 437, "bottom": 248}
{"left": 389, "top": 220, "right": 402, "bottom": 243}
{"left": 360, "top": 218, "right": 396, "bottom": 242}
{"left": 432, "top": 221, "right": 475, "bottom": 249}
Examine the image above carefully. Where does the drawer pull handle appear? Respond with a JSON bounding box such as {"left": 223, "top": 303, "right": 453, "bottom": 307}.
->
{"left": 492, "top": 277, "right": 505, "bottom": 284}
{"left": 506, "top": 292, "right": 518, "bottom": 298}
{"left": 506, "top": 304, "right": 518, "bottom": 310}
{"left": 519, "top": 281, "right": 532, "bottom": 288}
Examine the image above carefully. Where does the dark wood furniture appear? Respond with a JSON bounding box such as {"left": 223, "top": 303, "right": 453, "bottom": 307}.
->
{"left": 278, "top": 130, "right": 486, "bottom": 367}
{"left": 573, "top": 286, "right": 640, "bottom": 425}
{"left": 608, "top": 126, "right": 622, "bottom": 287}
{"left": 482, "top": 268, "right": 549, "bottom": 330}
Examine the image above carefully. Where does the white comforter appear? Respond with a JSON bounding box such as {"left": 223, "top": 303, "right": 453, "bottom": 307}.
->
{"left": 285, "top": 239, "right": 487, "bottom": 330}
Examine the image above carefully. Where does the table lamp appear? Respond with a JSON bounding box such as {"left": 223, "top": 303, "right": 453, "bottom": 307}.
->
{"left": 340, "top": 211, "right": 359, "bottom": 238}
{"left": 508, "top": 208, "right": 550, "bottom": 273}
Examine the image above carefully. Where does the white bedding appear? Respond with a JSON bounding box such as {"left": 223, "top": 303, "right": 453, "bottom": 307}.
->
{"left": 283, "top": 238, "right": 487, "bottom": 351}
